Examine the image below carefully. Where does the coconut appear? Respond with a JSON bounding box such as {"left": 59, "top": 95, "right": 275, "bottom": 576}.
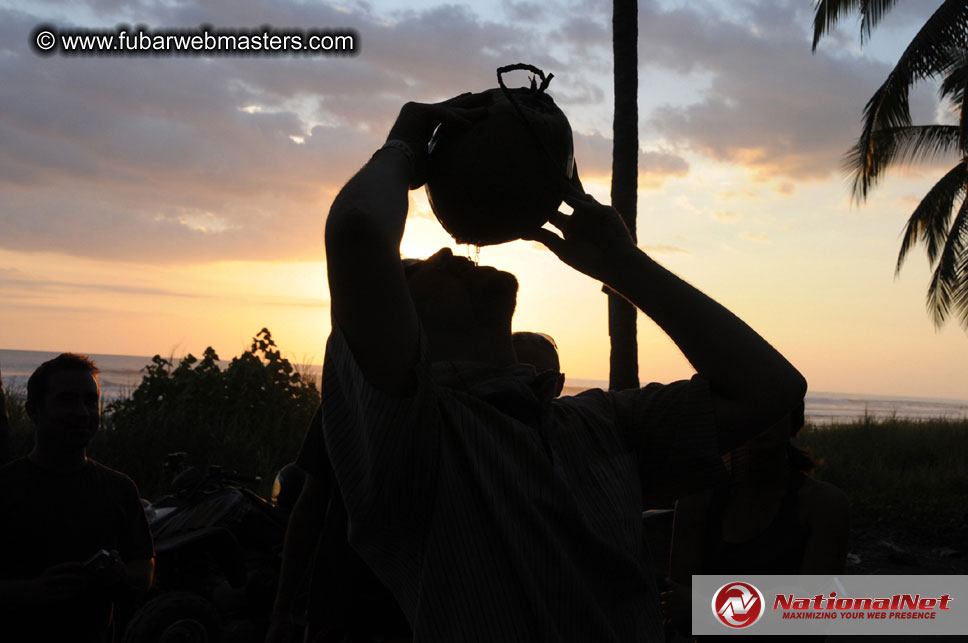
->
{"left": 425, "top": 73, "right": 574, "bottom": 246}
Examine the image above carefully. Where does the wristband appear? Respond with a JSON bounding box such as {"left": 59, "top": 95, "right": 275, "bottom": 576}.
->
{"left": 378, "top": 139, "right": 416, "bottom": 173}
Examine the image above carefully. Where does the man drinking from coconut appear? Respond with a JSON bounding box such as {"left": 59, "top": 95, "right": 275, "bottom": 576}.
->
{"left": 321, "top": 93, "right": 806, "bottom": 642}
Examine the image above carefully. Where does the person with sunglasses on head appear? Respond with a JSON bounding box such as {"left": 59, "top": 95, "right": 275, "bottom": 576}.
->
{"left": 320, "top": 95, "right": 806, "bottom": 642}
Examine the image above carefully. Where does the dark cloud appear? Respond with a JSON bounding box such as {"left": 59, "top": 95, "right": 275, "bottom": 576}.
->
{"left": 640, "top": 0, "right": 943, "bottom": 181}
{"left": 2, "top": 1, "right": 602, "bottom": 263}
{"left": 501, "top": 1, "right": 547, "bottom": 23}
{"left": 5, "top": 0, "right": 938, "bottom": 265}
{"left": 556, "top": 15, "right": 609, "bottom": 54}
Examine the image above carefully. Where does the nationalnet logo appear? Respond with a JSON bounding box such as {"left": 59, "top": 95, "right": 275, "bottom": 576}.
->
{"left": 773, "top": 591, "right": 953, "bottom": 621}
{"left": 711, "top": 580, "right": 954, "bottom": 630}
{"left": 712, "top": 581, "right": 765, "bottom": 628}
{"left": 699, "top": 576, "right": 964, "bottom": 636}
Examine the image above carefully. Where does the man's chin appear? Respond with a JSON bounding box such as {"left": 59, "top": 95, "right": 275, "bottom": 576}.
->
{"left": 66, "top": 429, "right": 97, "bottom": 448}
{"left": 490, "top": 268, "right": 519, "bottom": 294}
{"left": 474, "top": 270, "right": 518, "bottom": 321}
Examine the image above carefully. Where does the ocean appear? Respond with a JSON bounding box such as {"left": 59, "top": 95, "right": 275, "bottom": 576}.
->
{"left": 3, "top": 349, "right": 967, "bottom": 424}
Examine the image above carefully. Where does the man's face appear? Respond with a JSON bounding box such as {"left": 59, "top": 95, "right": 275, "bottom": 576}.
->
{"left": 407, "top": 247, "right": 518, "bottom": 332}
{"left": 33, "top": 370, "right": 101, "bottom": 453}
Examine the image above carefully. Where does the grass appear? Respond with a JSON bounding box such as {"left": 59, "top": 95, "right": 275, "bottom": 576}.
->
{"left": 796, "top": 415, "right": 968, "bottom": 538}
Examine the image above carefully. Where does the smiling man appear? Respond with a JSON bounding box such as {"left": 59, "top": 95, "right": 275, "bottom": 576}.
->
{"left": 321, "top": 95, "right": 806, "bottom": 642}
{"left": 0, "top": 353, "right": 154, "bottom": 643}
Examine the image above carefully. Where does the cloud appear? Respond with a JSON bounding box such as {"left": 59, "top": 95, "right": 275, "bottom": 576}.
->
{"left": 0, "top": 272, "right": 329, "bottom": 308}
{"left": 640, "top": 0, "right": 942, "bottom": 182}
{"left": 641, "top": 244, "right": 690, "bottom": 256}
{"left": 741, "top": 231, "right": 771, "bottom": 243}
{"left": 716, "top": 188, "right": 758, "bottom": 200}
{"left": 4, "top": 0, "right": 940, "bottom": 266}
{"left": 501, "top": 2, "right": 548, "bottom": 23}
{"left": 572, "top": 131, "right": 689, "bottom": 183}
{"left": 712, "top": 210, "right": 740, "bottom": 222}
{"left": 1, "top": 0, "right": 591, "bottom": 264}
{"left": 0, "top": 276, "right": 206, "bottom": 299}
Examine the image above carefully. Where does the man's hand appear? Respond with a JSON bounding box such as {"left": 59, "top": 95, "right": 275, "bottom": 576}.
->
{"left": 524, "top": 165, "right": 806, "bottom": 446}
{"left": 327, "top": 93, "right": 486, "bottom": 394}
{"left": 386, "top": 93, "right": 489, "bottom": 188}
{"left": 524, "top": 184, "right": 638, "bottom": 285}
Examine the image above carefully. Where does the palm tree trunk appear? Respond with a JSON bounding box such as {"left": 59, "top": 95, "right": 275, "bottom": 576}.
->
{"left": 609, "top": 0, "right": 640, "bottom": 391}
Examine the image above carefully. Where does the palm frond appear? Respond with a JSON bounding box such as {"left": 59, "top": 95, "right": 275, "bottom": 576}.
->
{"left": 813, "top": 0, "right": 864, "bottom": 51}
{"left": 926, "top": 191, "right": 968, "bottom": 329}
{"left": 848, "top": 125, "right": 961, "bottom": 201}
{"left": 938, "top": 48, "right": 968, "bottom": 152}
{"left": 844, "top": 125, "right": 961, "bottom": 181}
{"left": 894, "top": 1, "right": 968, "bottom": 81}
{"left": 953, "top": 251, "right": 968, "bottom": 328}
{"left": 859, "top": 0, "right": 901, "bottom": 45}
{"left": 850, "top": 2, "right": 968, "bottom": 199}
{"left": 896, "top": 159, "right": 968, "bottom": 273}
{"left": 939, "top": 48, "right": 968, "bottom": 104}
{"left": 851, "top": 79, "right": 912, "bottom": 200}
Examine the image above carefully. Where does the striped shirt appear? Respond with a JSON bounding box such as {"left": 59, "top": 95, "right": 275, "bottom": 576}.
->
{"left": 322, "top": 327, "right": 725, "bottom": 642}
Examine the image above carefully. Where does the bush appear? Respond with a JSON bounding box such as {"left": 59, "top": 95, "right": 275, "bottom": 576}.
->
{"left": 93, "top": 328, "right": 319, "bottom": 498}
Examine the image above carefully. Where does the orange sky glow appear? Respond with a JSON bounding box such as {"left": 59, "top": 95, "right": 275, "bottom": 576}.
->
{"left": 2, "top": 0, "right": 966, "bottom": 401}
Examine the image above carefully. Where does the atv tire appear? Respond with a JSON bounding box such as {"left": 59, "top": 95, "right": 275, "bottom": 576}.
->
{"left": 123, "top": 591, "right": 220, "bottom": 643}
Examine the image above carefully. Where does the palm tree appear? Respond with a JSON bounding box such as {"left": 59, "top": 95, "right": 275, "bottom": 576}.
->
{"left": 813, "top": 0, "right": 968, "bottom": 329}
{"left": 609, "top": 0, "right": 640, "bottom": 391}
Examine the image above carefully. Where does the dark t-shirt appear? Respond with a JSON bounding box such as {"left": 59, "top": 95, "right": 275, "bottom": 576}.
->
{"left": 0, "top": 457, "right": 154, "bottom": 642}
{"left": 701, "top": 470, "right": 809, "bottom": 575}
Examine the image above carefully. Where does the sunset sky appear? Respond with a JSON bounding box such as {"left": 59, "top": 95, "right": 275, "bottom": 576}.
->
{"left": 2, "top": 0, "right": 966, "bottom": 400}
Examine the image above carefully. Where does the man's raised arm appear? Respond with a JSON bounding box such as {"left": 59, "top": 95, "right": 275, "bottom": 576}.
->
{"left": 324, "top": 97, "right": 485, "bottom": 393}
{"left": 527, "top": 189, "right": 807, "bottom": 450}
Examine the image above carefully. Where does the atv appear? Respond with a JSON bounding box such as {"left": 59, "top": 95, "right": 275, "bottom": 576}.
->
{"left": 124, "top": 453, "right": 296, "bottom": 643}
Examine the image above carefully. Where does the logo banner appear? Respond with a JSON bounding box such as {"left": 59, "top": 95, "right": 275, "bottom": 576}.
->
{"left": 692, "top": 575, "right": 968, "bottom": 636}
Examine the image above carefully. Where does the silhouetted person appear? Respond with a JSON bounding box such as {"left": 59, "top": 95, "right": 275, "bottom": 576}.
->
{"left": 664, "top": 405, "right": 848, "bottom": 640}
{"left": 512, "top": 331, "right": 565, "bottom": 397}
{"left": 0, "top": 353, "right": 154, "bottom": 643}
{"left": 321, "top": 96, "right": 806, "bottom": 641}
{"left": 268, "top": 332, "right": 566, "bottom": 643}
